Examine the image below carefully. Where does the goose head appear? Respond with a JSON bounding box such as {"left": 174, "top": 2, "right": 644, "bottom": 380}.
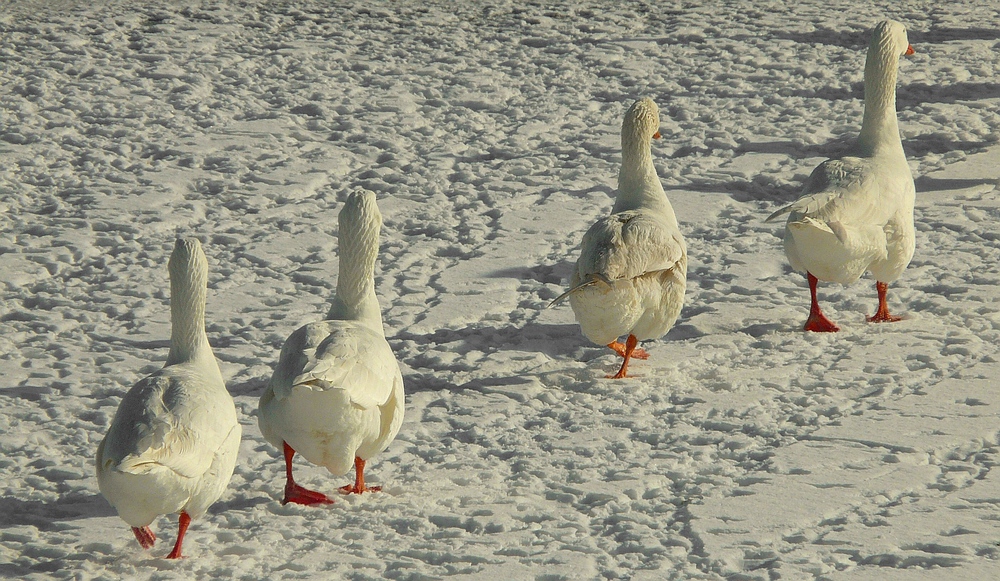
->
{"left": 168, "top": 237, "right": 208, "bottom": 315}
{"left": 340, "top": 189, "right": 383, "bottom": 239}
{"left": 869, "top": 20, "right": 914, "bottom": 63}
{"left": 169, "top": 238, "right": 208, "bottom": 285}
{"left": 621, "top": 97, "right": 662, "bottom": 150}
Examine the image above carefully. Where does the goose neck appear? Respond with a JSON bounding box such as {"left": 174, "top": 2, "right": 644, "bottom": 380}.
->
{"left": 326, "top": 233, "right": 384, "bottom": 330}
{"left": 327, "top": 280, "right": 383, "bottom": 328}
{"left": 166, "top": 278, "right": 211, "bottom": 365}
{"left": 858, "top": 47, "right": 903, "bottom": 157}
{"left": 616, "top": 141, "right": 667, "bottom": 212}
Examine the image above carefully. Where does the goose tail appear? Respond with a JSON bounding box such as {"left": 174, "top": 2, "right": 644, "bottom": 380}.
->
{"left": 547, "top": 273, "right": 614, "bottom": 308}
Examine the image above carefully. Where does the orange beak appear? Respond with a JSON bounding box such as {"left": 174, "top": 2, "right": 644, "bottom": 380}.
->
{"left": 905, "top": 44, "right": 915, "bottom": 56}
{"left": 652, "top": 131, "right": 662, "bottom": 139}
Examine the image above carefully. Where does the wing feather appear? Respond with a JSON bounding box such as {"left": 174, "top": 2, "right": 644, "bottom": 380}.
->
{"left": 102, "top": 371, "right": 227, "bottom": 479}
{"left": 271, "top": 321, "right": 396, "bottom": 411}
{"left": 576, "top": 210, "right": 685, "bottom": 283}
{"left": 766, "top": 157, "right": 887, "bottom": 227}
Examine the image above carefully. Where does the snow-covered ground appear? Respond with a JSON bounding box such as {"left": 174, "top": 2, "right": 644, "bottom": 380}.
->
{"left": 3, "top": 1, "right": 1000, "bottom": 579}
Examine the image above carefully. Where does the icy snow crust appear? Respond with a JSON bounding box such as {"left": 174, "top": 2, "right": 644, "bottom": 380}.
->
{"left": 2, "top": 1, "right": 1000, "bottom": 579}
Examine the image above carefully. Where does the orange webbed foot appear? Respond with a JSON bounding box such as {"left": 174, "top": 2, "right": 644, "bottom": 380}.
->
{"left": 340, "top": 483, "right": 382, "bottom": 495}
{"left": 131, "top": 526, "right": 156, "bottom": 550}
{"left": 340, "top": 457, "right": 381, "bottom": 495}
{"left": 283, "top": 482, "right": 335, "bottom": 506}
{"left": 804, "top": 311, "right": 840, "bottom": 332}
{"left": 804, "top": 272, "right": 840, "bottom": 332}
{"left": 867, "top": 312, "right": 902, "bottom": 323}
{"left": 606, "top": 335, "right": 642, "bottom": 379}
{"left": 868, "top": 281, "right": 903, "bottom": 323}
{"left": 607, "top": 341, "right": 649, "bottom": 360}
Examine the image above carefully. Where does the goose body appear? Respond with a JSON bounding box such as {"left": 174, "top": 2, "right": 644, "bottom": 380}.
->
{"left": 767, "top": 20, "right": 916, "bottom": 331}
{"left": 96, "top": 238, "right": 240, "bottom": 559}
{"left": 558, "top": 98, "right": 687, "bottom": 378}
{"left": 258, "top": 190, "right": 404, "bottom": 505}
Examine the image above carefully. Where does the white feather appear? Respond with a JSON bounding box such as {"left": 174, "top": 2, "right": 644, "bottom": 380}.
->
{"left": 562, "top": 97, "right": 688, "bottom": 347}
{"left": 769, "top": 21, "right": 916, "bottom": 287}
{"left": 258, "top": 190, "right": 404, "bottom": 478}
{"left": 96, "top": 239, "right": 241, "bottom": 532}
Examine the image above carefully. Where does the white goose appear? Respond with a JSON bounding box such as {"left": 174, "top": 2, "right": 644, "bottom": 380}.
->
{"left": 96, "top": 238, "right": 241, "bottom": 559}
{"left": 258, "top": 190, "right": 404, "bottom": 505}
{"left": 767, "top": 20, "right": 916, "bottom": 331}
{"left": 553, "top": 97, "right": 687, "bottom": 379}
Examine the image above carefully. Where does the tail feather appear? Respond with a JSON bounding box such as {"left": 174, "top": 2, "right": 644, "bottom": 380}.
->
{"left": 765, "top": 204, "right": 793, "bottom": 223}
{"left": 547, "top": 273, "right": 614, "bottom": 308}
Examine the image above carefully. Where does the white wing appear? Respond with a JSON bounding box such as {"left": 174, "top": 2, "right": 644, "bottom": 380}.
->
{"left": 100, "top": 369, "right": 232, "bottom": 479}
{"left": 269, "top": 321, "right": 396, "bottom": 411}
{"left": 576, "top": 209, "right": 686, "bottom": 284}
{"left": 766, "top": 157, "right": 886, "bottom": 233}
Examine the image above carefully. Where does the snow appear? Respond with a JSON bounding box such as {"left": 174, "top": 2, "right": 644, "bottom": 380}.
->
{"left": 2, "top": 0, "right": 1000, "bottom": 579}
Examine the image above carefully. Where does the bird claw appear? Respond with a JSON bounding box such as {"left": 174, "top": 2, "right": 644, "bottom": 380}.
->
{"left": 867, "top": 312, "right": 902, "bottom": 323}
{"left": 339, "top": 483, "right": 382, "bottom": 495}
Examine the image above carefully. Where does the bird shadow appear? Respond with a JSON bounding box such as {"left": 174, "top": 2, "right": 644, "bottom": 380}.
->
{"left": 785, "top": 82, "right": 863, "bottom": 101}
{"left": 915, "top": 176, "right": 998, "bottom": 192}
{"left": 85, "top": 333, "right": 171, "bottom": 350}
{"left": 228, "top": 376, "right": 268, "bottom": 398}
{"left": 734, "top": 137, "right": 855, "bottom": 160}
{"left": 770, "top": 26, "right": 1000, "bottom": 48}
{"left": 401, "top": 371, "right": 465, "bottom": 394}
{"left": 86, "top": 333, "right": 243, "bottom": 351}
{"left": 899, "top": 82, "right": 1000, "bottom": 106}
{"left": 395, "top": 321, "right": 591, "bottom": 361}
{"left": 536, "top": 183, "right": 615, "bottom": 205}
{"left": 769, "top": 28, "right": 868, "bottom": 49}
{"left": 208, "top": 495, "right": 272, "bottom": 515}
{"left": 0, "top": 383, "right": 55, "bottom": 402}
{"left": 908, "top": 27, "right": 1000, "bottom": 43}
{"left": 0, "top": 494, "right": 116, "bottom": 530}
{"left": 665, "top": 180, "right": 804, "bottom": 205}
{"left": 484, "top": 260, "right": 575, "bottom": 286}
{"left": 773, "top": 80, "right": 1000, "bottom": 109}
{"left": 904, "top": 137, "right": 993, "bottom": 157}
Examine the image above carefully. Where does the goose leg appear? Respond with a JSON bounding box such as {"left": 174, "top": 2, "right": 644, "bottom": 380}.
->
{"left": 340, "top": 457, "right": 382, "bottom": 495}
{"left": 607, "top": 340, "right": 649, "bottom": 360}
{"left": 804, "top": 272, "right": 839, "bottom": 332}
{"left": 131, "top": 526, "right": 156, "bottom": 549}
{"left": 166, "top": 512, "right": 190, "bottom": 559}
{"left": 281, "top": 442, "right": 334, "bottom": 506}
{"left": 867, "top": 281, "right": 902, "bottom": 323}
{"left": 609, "top": 334, "right": 640, "bottom": 379}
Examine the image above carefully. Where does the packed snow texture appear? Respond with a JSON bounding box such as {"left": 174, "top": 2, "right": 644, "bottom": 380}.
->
{"left": 2, "top": 1, "right": 1000, "bottom": 579}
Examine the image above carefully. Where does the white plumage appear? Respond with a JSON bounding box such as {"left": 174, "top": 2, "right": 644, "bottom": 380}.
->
{"left": 555, "top": 97, "right": 687, "bottom": 378}
{"left": 258, "top": 189, "right": 404, "bottom": 505}
{"left": 767, "top": 20, "right": 916, "bottom": 331}
{"left": 96, "top": 238, "right": 241, "bottom": 559}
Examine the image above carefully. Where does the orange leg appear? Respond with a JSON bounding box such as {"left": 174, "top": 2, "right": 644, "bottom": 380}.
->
{"left": 166, "top": 511, "right": 190, "bottom": 559}
{"left": 804, "top": 272, "right": 839, "bottom": 332}
{"left": 340, "top": 457, "right": 382, "bottom": 495}
{"left": 607, "top": 340, "right": 649, "bottom": 360}
{"left": 131, "top": 526, "right": 156, "bottom": 550}
{"left": 608, "top": 334, "right": 641, "bottom": 379}
{"left": 867, "top": 281, "right": 902, "bottom": 323}
{"left": 281, "top": 442, "right": 334, "bottom": 506}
